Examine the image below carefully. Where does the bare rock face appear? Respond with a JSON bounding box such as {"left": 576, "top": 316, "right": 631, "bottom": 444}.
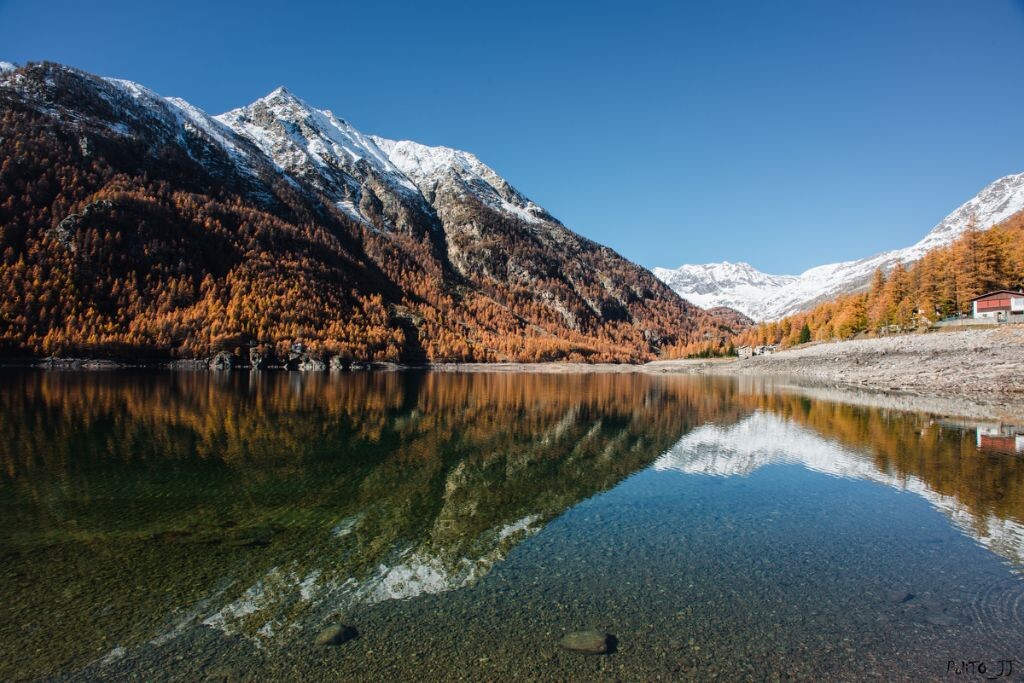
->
{"left": 297, "top": 357, "right": 326, "bottom": 371}
{"left": 249, "top": 346, "right": 273, "bottom": 370}
{"left": 208, "top": 351, "right": 235, "bottom": 371}
{"left": 558, "top": 630, "right": 616, "bottom": 655}
{"left": 284, "top": 343, "right": 325, "bottom": 371}
{"left": 887, "top": 590, "right": 915, "bottom": 604}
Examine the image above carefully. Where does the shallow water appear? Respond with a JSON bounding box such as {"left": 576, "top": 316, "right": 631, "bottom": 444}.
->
{"left": 1, "top": 370, "right": 1023, "bottom": 681}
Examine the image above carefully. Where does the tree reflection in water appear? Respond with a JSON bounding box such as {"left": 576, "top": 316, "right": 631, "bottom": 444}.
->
{"left": 1, "top": 370, "right": 1023, "bottom": 680}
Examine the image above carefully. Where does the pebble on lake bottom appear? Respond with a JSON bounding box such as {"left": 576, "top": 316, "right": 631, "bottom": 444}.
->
{"left": 923, "top": 612, "right": 958, "bottom": 627}
{"left": 887, "top": 590, "right": 914, "bottom": 604}
{"left": 203, "top": 665, "right": 241, "bottom": 683}
{"left": 315, "top": 624, "right": 358, "bottom": 646}
{"left": 559, "top": 630, "right": 615, "bottom": 655}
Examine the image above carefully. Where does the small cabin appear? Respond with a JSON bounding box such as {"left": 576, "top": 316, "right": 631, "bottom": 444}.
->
{"left": 736, "top": 344, "right": 778, "bottom": 359}
{"left": 970, "top": 290, "right": 1024, "bottom": 321}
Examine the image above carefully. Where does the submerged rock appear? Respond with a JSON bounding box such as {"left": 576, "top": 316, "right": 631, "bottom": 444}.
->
{"left": 224, "top": 526, "right": 274, "bottom": 547}
{"left": 887, "top": 590, "right": 915, "bottom": 604}
{"left": 924, "top": 611, "right": 959, "bottom": 626}
{"left": 203, "top": 665, "right": 241, "bottom": 682}
{"left": 315, "top": 623, "right": 358, "bottom": 646}
{"left": 559, "top": 630, "right": 615, "bottom": 655}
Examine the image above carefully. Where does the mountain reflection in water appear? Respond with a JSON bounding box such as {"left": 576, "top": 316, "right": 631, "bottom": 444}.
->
{"left": 658, "top": 410, "right": 1024, "bottom": 566}
{"left": 1, "top": 370, "right": 1023, "bottom": 681}
{"left": 0, "top": 371, "right": 714, "bottom": 679}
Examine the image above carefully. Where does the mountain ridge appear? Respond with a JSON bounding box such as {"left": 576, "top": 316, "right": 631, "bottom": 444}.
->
{"left": 655, "top": 172, "right": 1024, "bottom": 321}
{"left": 0, "top": 60, "right": 729, "bottom": 363}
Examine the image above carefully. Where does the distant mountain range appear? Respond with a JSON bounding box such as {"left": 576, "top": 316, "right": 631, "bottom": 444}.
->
{"left": 0, "top": 61, "right": 731, "bottom": 362}
{"left": 654, "top": 172, "right": 1024, "bottom": 321}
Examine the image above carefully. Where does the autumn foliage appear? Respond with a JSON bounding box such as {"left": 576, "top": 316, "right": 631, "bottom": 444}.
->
{"left": 0, "top": 63, "right": 740, "bottom": 364}
{"left": 737, "top": 211, "right": 1024, "bottom": 348}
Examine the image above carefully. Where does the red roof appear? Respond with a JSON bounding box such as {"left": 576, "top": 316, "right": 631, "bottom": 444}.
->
{"left": 969, "top": 289, "right": 1024, "bottom": 302}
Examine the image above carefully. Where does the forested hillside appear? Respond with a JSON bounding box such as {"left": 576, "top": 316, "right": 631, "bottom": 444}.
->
{"left": 738, "top": 210, "right": 1024, "bottom": 348}
{"left": 0, "top": 62, "right": 733, "bottom": 364}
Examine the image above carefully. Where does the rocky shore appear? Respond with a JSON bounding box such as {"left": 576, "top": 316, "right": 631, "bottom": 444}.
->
{"left": 1, "top": 353, "right": 406, "bottom": 373}
{"left": 637, "top": 326, "right": 1022, "bottom": 424}
{"left": 698, "top": 326, "right": 1024, "bottom": 400}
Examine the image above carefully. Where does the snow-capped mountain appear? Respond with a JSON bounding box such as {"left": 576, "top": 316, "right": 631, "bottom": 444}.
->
{"left": 216, "top": 88, "right": 437, "bottom": 234}
{"left": 1, "top": 63, "right": 286, "bottom": 200}
{"left": 213, "top": 89, "right": 560, "bottom": 236}
{"left": 653, "top": 262, "right": 798, "bottom": 318}
{"left": 212, "top": 82, "right": 712, "bottom": 336}
{"left": 655, "top": 172, "right": 1024, "bottom": 321}
{"left": 367, "top": 136, "right": 631, "bottom": 300}
{"left": 100, "top": 77, "right": 279, "bottom": 186}
{"left": 0, "top": 61, "right": 722, "bottom": 362}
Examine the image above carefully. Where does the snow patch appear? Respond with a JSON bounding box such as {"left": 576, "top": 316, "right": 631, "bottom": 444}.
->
{"left": 372, "top": 136, "right": 549, "bottom": 225}
{"left": 99, "top": 77, "right": 266, "bottom": 179}
{"left": 99, "top": 646, "right": 126, "bottom": 666}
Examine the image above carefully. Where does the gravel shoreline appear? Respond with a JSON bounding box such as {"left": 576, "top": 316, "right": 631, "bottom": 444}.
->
{"left": 699, "top": 326, "right": 1023, "bottom": 396}
{"left": 679, "top": 325, "right": 1024, "bottom": 420}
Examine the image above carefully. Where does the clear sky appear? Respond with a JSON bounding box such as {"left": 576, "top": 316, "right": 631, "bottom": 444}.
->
{"left": 2, "top": 0, "right": 1023, "bottom": 274}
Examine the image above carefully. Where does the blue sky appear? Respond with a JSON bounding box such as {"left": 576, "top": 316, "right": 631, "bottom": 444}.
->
{"left": 2, "top": 0, "right": 1023, "bottom": 274}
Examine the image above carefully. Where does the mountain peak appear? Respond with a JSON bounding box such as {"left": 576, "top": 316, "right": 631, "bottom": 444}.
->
{"left": 236, "top": 85, "right": 313, "bottom": 118}
{"left": 216, "top": 87, "right": 426, "bottom": 226}
{"left": 254, "top": 85, "right": 305, "bottom": 108}
{"left": 909, "top": 171, "right": 1024, "bottom": 256}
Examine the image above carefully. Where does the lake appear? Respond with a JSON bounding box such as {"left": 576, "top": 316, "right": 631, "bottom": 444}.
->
{"left": 1, "top": 370, "right": 1023, "bottom": 681}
